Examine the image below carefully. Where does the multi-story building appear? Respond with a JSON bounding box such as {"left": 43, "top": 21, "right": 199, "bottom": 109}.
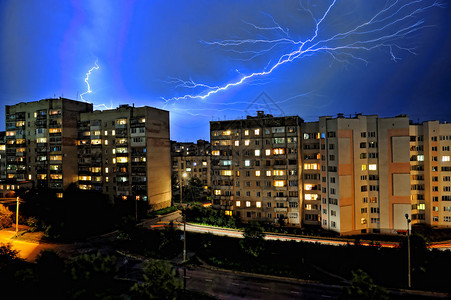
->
{"left": 0, "top": 131, "right": 6, "bottom": 180}
{"left": 77, "top": 104, "right": 171, "bottom": 210}
{"left": 5, "top": 98, "right": 93, "bottom": 196}
{"left": 171, "top": 140, "right": 211, "bottom": 195}
{"left": 410, "top": 121, "right": 451, "bottom": 228}
{"left": 211, "top": 112, "right": 414, "bottom": 234}
{"left": 315, "top": 114, "right": 411, "bottom": 235}
{"left": 210, "top": 111, "right": 302, "bottom": 227}
{"left": 3, "top": 99, "right": 171, "bottom": 211}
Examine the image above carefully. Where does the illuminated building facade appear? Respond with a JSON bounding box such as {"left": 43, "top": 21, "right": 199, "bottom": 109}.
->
{"left": 77, "top": 104, "right": 171, "bottom": 210}
{"left": 171, "top": 140, "right": 211, "bottom": 196}
{"left": 0, "top": 131, "right": 6, "bottom": 180}
{"left": 410, "top": 121, "right": 451, "bottom": 228}
{"left": 3, "top": 99, "right": 171, "bottom": 210}
{"left": 210, "top": 111, "right": 302, "bottom": 226}
{"left": 5, "top": 98, "right": 93, "bottom": 196}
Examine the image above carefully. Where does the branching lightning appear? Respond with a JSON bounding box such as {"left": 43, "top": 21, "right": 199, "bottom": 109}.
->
{"left": 163, "top": 0, "right": 445, "bottom": 104}
{"left": 80, "top": 60, "right": 100, "bottom": 103}
{"left": 79, "top": 60, "right": 114, "bottom": 110}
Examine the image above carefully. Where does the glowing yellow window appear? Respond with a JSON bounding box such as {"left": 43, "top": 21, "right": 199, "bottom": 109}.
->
{"left": 221, "top": 170, "right": 232, "bottom": 176}
{"left": 225, "top": 210, "right": 232, "bottom": 216}
{"left": 49, "top": 128, "right": 61, "bottom": 134}
{"left": 256, "top": 201, "right": 261, "bottom": 208}
{"left": 236, "top": 201, "right": 241, "bottom": 207}
{"left": 255, "top": 149, "right": 260, "bottom": 156}
{"left": 255, "top": 129, "right": 260, "bottom": 135}
{"left": 244, "top": 130, "right": 249, "bottom": 136}
{"left": 265, "top": 149, "right": 271, "bottom": 156}
{"left": 255, "top": 170, "right": 261, "bottom": 177}
{"left": 117, "top": 157, "right": 128, "bottom": 163}
{"left": 362, "top": 165, "right": 367, "bottom": 171}
{"left": 235, "top": 141, "right": 239, "bottom": 146}
{"left": 245, "top": 140, "right": 250, "bottom": 146}
{"left": 304, "top": 184, "right": 313, "bottom": 191}
{"left": 50, "top": 155, "right": 62, "bottom": 161}
{"left": 246, "top": 201, "right": 251, "bottom": 207}
{"left": 266, "top": 170, "right": 271, "bottom": 176}
{"left": 212, "top": 150, "right": 220, "bottom": 156}
{"left": 274, "top": 180, "right": 285, "bottom": 187}
{"left": 214, "top": 190, "right": 221, "bottom": 195}
{"left": 369, "top": 164, "right": 377, "bottom": 170}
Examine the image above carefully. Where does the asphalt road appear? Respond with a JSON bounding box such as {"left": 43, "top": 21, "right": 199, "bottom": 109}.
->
{"left": 179, "top": 266, "right": 343, "bottom": 300}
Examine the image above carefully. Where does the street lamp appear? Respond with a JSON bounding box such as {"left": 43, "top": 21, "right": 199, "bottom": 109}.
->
{"left": 180, "top": 172, "right": 187, "bottom": 207}
{"left": 405, "top": 213, "right": 411, "bottom": 288}
{"left": 15, "top": 197, "right": 20, "bottom": 235}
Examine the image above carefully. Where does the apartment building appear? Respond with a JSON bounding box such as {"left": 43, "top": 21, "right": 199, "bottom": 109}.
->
{"left": 5, "top": 98, "right": 93, "bottom": 195}
{"left": 316, "top": 114, "right": 411, "bottom": 235}
{"left": 210, "top": 111, "right": 302, "bottom": 226}
{"left": 171, "top": 140, "right": 211, "bottom": 194}
{"left": 77, "top": 104, "right": 171, "bottom": 210}
{"left": 0, "top": 132, "right": 6, "bottom": 180}
{"left": 410, "top": 121, "right": 451, "bottom": 228}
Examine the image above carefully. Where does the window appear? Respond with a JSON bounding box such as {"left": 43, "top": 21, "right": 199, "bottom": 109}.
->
{"left": 255, "top": 170, "right": 261, "bottom": 177}
{"left": 274, "top": 180, "right": 285, "bottom": 187}
{"left": 244, "top": 140, "right": 250, "bottom": 146}
{"left": 212, "top": 150, "right": 220, "bottom": 156}
{"left": 255, "top": 129, "right": 260, "bottom": 135}
{"left": 255, "top": 149, "right": 261, "bottom": 156}
{"left": 442, "top": 156, "right": 450, "bottom": 162}
{"left": 245, "top": 160, "right": 250, "bottom": 167}
{"left": 236, "top": 201, "right": 241, "bottom": 207}
{"left": 369, "top": 164, "right": 377, "bottom": 171}
{"left": 246, "top": 201, "right": 251, "bottom": 207}
{"left": 265, "top": 149, "right": 271, "bottom": 156}
{"left": 362, "top": 165, "right": 367, "bottom": 171}
{"left": 221, "top": 170, "right": 232, "bottom": 176}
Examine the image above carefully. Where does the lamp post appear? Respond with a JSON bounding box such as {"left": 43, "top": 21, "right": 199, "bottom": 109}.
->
{"left": 15, "top": 197, "right": 20, "bottom": 235}
{"left": 180, "top": 172, "right": 187, "bottom": 207}
{"left": 405, "top": 213, "right": 411, "bottom": 288}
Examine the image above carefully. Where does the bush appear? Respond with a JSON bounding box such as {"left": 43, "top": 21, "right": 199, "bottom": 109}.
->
{"left": 0, "top": 204, "right": 13, "bottom": 229}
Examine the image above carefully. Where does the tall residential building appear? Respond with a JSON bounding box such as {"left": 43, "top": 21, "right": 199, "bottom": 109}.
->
{"left": 210, "top": 111, "right": 302, "bottom": 227}
{"left": 171, "top": 140, "right": 211, "bottom": 196}
{"left": 315, "top": 114, "right": 411, "bottom": 235}
{"left": 0, "top": 132, "right": 6, "bottom": 180}
{"left": 410, "top": 121, "right": 451, "bottom": 228}
{"left": 77, "top": 104, "right": 171, "bottom": 210}
{"left": 5, "top": 98, "right": 93, "bottom": 196}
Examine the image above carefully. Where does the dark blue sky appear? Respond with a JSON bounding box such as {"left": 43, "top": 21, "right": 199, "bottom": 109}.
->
{"left": 1, "top": 0, "right": 450, "bottom": 141}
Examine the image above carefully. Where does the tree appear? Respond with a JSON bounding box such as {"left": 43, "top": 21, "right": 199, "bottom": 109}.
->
{"left": 67, "top": 252, "right": 118, "bottom": 299}
{"left": 240, "top": 222, "right": 266, "bottom": 258}
{"left": 130, "top": 259, "right": 181, "bottom": 299}
{"left": 0, "top": 204, "right": 13, "bottom": 229}
{"left": 184, "top": 176, "right": 204, "bottom": 202}
{"left": 0, "top": 243, "right": 20, "bottom": 269}
{"left": 345, "top": 269, "right": 388, "bottom": 300}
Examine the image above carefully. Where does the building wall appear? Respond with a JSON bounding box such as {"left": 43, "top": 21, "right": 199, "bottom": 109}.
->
{"left": 5, "top": 98, "right": 92, "bottom": 196}
{"left": 77, "top": 105, "right": 171, "bottom": 210}
{"left": 210, "top": 113, "right": 302, "bottom": 226}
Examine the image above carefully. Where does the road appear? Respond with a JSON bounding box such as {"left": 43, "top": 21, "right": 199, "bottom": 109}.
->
{"left": 179, "top": 266, "right": 343, "bottom": 300}
{"left": 0, "top": 230, "right": 59, "bottom": 261}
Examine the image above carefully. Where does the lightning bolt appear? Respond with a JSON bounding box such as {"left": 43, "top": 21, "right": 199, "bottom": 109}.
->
{"left": 163, "top": 0, "right": 445, "bottom": 104}
{"left": 80, "top": 60, "right": 100, "bottom": 103}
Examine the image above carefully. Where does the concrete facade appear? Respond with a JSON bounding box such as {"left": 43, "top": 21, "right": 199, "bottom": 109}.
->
{"left": 210, "top": 112, "right": 302, "bottom": 226}
{"left": 77, "top": 104, "right": 171, "bottom": 210}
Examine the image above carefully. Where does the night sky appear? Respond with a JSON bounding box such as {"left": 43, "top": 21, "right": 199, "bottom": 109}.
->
{"left": 1, "top": 0, "right": 450, "bottom": 142}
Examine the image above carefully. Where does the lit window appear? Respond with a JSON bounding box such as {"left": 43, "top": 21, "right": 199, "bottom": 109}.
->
{"left": 304, "top": 163, "right": 318, "bottom": 170}
{"left": 112, "top": 149, "right": 116, "bottom": 154}
{"left": 245, "top": 160, "right": 250, "bottom": 167}
{"left": 255, "top": 149, "right": 260, "bottom": 156}
{"left": 91, "top": 139, "right": 102, "bottom": 145}
{"left": 104, "top": 130, "right": 108, "bottom": 136}
{"left": 50, "top": 155, "right": 62, "bottom": 161}
{"left": 245, "top": 140, "right": 250, "bottom": 146}
{"left": 56, "top": 193, "right": 63, "bottom": 198}
{"left": 369, "top": 164, "right": 377, "bottom": 171}
{"left": 266, "top": 170, "right": 271, "bottom": 176}
{"left": 304, "top": 184, "right": 313, "bottom": 191}
{"left": 105, "top": 167, "right": 109, "bottom": 173}
{"left": 49, "top": 128, "right": 61, "bottom": 134}
{"left": 104, "top": 140, "right": 108, "bottom": 145}
{"left": 361, "top": 218, "right": 367, "bottom": 224}
{"left": 212, "top": 150, "right": 220, "bottom": 156}
{"left": 225, "top": 210, "right": 232, "bottom": 216}
{"left": 186, "top": 168, "right": 191, "bottom": 172}
{"left": 235, "top": 141, "right": 239, "bottom": 146}
{"left": 112, "top": 158, "right": 117, "bottom": 164}
{"left": 202, "top": 161, "right": 207, "bottom": 166}
{"left": 50, "top": 174, "right": 62, "bottom": 180}
{"left": 236, "top": 201, "right": 241, "bottom": 207}
{"left": 78, "top": 176, "right": 91, "bottom": 181}
{"left": 36, "top": 138, "right": 47, "bottom": 143}
{"left": 245, "top": 130, "right": 249, "bottom": 136}
{"left": 362, "top": 165, "right": 367, "bottom": 171}
{"left": 105, "top": 177, "right": 109, "bottom": 182}
{"left": 255, "top": 170, "right": 261, "bottom": 177}
{"left": 222, "top": 130, "right": 231, "bottom": 136}
{"left": 214, "top": 190, "right": 221, "bottom": 195}
{"left": 112, "top": 130, "right": 116, "bottom": 136}
{"left": 117, "top": 157, "right": 128, "bottom": 163}
{"left": 221, "top": 170, "right": 232, "bottom": 176}
{"left": 246, "top": 201, "right": 251, "bottom": 207}
{"left": 417, "top": 155, "right": 424, "bottom": 161}
{"left": 274, "top": 180, "right": 285, "bottom": 187}
{"left": 273, "top": 148, "right": 285, "bottom": 155}
{"left": 256, "top": 201, "right": 261, "bottom": 208}
{"left": 305, "top": 204, "right": 312, "bottom": 210}
{"left": 255, "top": 129, "right": 260, "bottom": 135}
{"left": 265, "top": 149, "right": 271, "bottom": 156}
{"left": 117, "top": 119, "right": 127, "bottom": 125}
{"left": 442, "top": 156, "right": 450, "bottom": 162}
{"left": 273, "top": 170, "right": 285, "bottom": 176}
